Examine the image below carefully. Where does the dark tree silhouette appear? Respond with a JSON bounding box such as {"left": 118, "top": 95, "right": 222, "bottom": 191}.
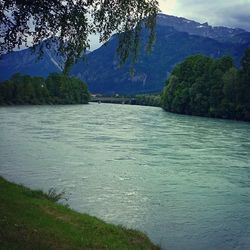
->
{"left": 0, "top": 0, "right": 159, "bottom": 71}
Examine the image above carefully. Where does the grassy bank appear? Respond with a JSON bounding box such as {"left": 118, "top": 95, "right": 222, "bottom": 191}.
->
{"left": 0, "top": 177, "right": 159, "bottom": 250}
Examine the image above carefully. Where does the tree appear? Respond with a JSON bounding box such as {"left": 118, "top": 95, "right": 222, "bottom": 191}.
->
{"left": 161, "top": 53, "right": 250, "bottom": 121}
{"left": 237, "top": 48, "right": 250, "bottom": 120}
{"left": 162, "top": 75, "right": 179, "bottom": 111}
{"left": 241, "top": 48, "right": 250, "bottom": 75}
{"left": 0, "top": 0, "right": 159, "bottom": 72}
{"left": 220, "top": 67, "right": 238, "bottom": 118}
{"left": 0, "top": 73, "right": 90, "bottom": 105}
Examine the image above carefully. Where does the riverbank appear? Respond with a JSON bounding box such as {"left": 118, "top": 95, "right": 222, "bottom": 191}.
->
{"left": 0, "top": 176, "right": 159, "bottom": 249}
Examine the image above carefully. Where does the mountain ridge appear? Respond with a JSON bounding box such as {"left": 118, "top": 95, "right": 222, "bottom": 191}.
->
{"left": 1, "top": 14, "right": 249, "bottom": 94}
{"left": 156, "top": 14, "right": 249, "bottom": 44}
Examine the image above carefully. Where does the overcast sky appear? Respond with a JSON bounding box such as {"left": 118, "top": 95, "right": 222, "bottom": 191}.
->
{"left": 158, "top": 0, "right": 250, "bottom": 31}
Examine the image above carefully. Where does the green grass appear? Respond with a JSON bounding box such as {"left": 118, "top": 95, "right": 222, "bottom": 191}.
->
{"left": 0, "top": 176, "right": 159, "bottom": 250}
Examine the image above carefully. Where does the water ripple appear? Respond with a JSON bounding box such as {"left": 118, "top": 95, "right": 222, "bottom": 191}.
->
{"left": 0, "top": 104, "right": 250, "bottom": 250}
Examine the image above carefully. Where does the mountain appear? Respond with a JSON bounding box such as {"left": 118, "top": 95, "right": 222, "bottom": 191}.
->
{"left": 1, "top": 14, "right": 250, "bottom": 94}
{"left": 0, "top": 42, "right": 65, "bottom": 79}
{"left": 156, "top": 14, "right": 250, "bottom": 44}
{"left": 71, "top": 15, "right": 250, "bottom": 94}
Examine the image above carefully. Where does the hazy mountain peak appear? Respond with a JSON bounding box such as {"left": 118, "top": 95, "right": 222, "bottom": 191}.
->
{"left": 156, "top": 14, "right": 248, "bottom": 44}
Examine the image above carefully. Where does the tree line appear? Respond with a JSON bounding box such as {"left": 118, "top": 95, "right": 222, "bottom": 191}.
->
{"left": 162, "top": 48, "right": 250, "bottom": 121}
{"left": 0, "top": 73, "right": 90, "bottom": 105}
{"left": 135, "top": 94, "right": 161, "bottom": 107}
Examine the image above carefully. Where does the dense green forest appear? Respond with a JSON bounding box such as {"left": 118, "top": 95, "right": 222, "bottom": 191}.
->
{"left": 0, "top": 73, "right": 90, "bottom": 105}
{"left": 135, "top": 94, "right": 161, "bottom": 107}
{"left": 162, "top": 48, "right": 250, "bottom": 121}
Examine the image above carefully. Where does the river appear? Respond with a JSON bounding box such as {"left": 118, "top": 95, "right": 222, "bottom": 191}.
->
{"left": 0, "top": 103, "right": 250, "bottom": 250}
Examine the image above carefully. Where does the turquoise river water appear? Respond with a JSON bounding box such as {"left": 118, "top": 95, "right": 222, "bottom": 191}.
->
{"left": 0, "top": 103, "right": 250, "bottom": 250}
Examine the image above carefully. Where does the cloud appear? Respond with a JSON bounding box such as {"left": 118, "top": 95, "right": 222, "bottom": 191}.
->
{"left": 158, "top": 0, "right": 250, "bottom": 31}
{"left": 158, "top": 0, "right": 177, "bottom": 13}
